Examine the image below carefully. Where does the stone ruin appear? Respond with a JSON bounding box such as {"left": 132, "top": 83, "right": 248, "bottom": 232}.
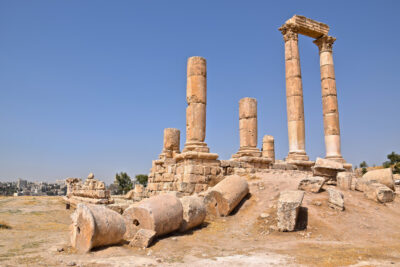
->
{"left": 66, "top": 15, "right": 398, "bottom": 253}
{"left": 64, "top": 173, "right": 113, "bottom": 207}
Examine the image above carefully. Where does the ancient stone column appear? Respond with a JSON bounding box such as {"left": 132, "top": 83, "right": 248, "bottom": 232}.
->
{"left": 313, "top": 35, "right": 344, "bottom": 162}
{"left": 279, "top": 24, "right": 309, "bottom": 161}
{"left": 233, "top": 97, "right": 261, "bottom": 157}
{"left": 262, "top": 135, "right": 275, "bottom": 163}
{"left": 183, "top": 56, "right": 209, "bottom": 153}
{"left": 160, "top": 128, "right": 180, "bottom": 158}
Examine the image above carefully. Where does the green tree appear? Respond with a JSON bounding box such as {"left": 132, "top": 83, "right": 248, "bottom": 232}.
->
{"left": 114, "top": 172, "right": 133, "bottom": 194}
{"left": 382, "top": 152, "right": 400, "bottom": 174}
{"left": 359, "top": 161, "right": 368, "bottom": 175}
{"left": 387, "top": 152, "right": 400, "bottom": 165}
{"left": 135, "top": 174, "right": 148, "bottom": 187}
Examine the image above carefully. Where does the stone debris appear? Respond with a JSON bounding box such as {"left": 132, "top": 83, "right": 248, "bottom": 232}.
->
{"left": 277, "top": 190, "right": 304, "bottom": 232}
{"left": 129, "top": 229, "right": 157, "bottom": 248}
{"left": 204, "top": 175, "right": 249, "bottom": 217}
{"left": 64, "top": 173, "right": 113, "bottom": 207}
{"left": 362, "top": 168, "right": 394, "bottom": 190}
{"left": 312, "top": 158, "right": 345, "bottom": 180}
{"left": 337, "top": 172, "right": 354, "bottom": 190}
{"left": 363, "top": 183, "right": 394, "bottom": 203}
{"left": 298, "top": 176, "right": 325, "bottom": 193}
{"left": 327, "top": 188, "right": 344, "bottom": 211}
{"left": 179, "top": 195, "right": 206, "bottom": 232}
{"left": 70, "top": 203, "right": 126, "bottom": 253}
{"left": 123, "top": 194, "right": 183, "bottom": 239}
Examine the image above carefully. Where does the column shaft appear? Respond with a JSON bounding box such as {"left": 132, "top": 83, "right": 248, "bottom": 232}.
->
{"left": 314, "top": 36, "right": 344, "bottom": 162}
{"left": 183, "top": 56, "right": 209, "bottom": 153}
{"left": 279, "top": 24, "right": 309, "bottom": 161}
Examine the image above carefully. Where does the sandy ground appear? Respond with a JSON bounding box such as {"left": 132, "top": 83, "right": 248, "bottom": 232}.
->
{"left": 2, "top": 170, "right": 400, "bottom": 266}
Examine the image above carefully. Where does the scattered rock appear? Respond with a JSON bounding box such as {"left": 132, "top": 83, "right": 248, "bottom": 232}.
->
{"left": 260, "top": 213, "right": 270, "bottom": 219}
{"left": 312, "top": 157, "right": 345, "bottom": 180}
{"left": 277, "top": 190, "right": 304, "bottom": 232}
{"left": 67, "top": 262, "right": 76, "bottom": 266}
{"left": 337, "top": 172, "right": 353, "bottom": 190}
{"left": 129, "top": 229, "right": 156, "bottom": 248}
{"left": 298, "top": 176, "right": 325, "bottom": 193}
{"left": 363, "top": 183, "right": 394, "bottom": 203}
{"left": 362, "top": 168, "right": 395, "bottom": 190}
{"left": 327, "top": 188, "right": 344, "bottom": 211}
{"left": 312, "top": 201, "right": 322, "bottom": 206}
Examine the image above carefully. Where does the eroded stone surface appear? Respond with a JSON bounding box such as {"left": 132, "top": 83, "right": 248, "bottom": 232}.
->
{"left": 277, "top": 190, "right": 304, "bottom": 231}
{"left": 362, "top": 168, "right": 394, "bottom": 190}
{"left": 298, "top": 176, "right": 325, "bottom": 193}
{"left": 129, "top": 229, "right": 156, "bottom": 248}
{"left": 327, "top": 188, "right": 344, "bottom": 211}
{"left": 363, "top": 183, "right": 394, "bottom": 203}
{"left": 179, "top": 195, "right": 206, "bottom": 232}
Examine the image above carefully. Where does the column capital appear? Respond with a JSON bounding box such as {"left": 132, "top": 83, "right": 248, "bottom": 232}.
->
{"left": 313, "top": 35, "right": 336, "bottom": 53}
{"left": 279, "top": 23, "right": 299, "bottom": 42}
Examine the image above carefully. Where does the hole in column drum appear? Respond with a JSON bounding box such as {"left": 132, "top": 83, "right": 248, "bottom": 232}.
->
{"left": 133, "top": 219, "right": 140, "bottom": 226}
{"left": 77, "top": 226, "right": 80, "bottom": 234}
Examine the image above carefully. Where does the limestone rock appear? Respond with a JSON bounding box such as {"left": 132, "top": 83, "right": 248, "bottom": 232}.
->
{"left": 277, "top": 190, "right": 304, "bottom": 232}
{"left": 327, "top": 188, "right": 344, "bottom": 211}
{"left": 298, "top": 176, "right": 325, "bottom": 193}
{"left": 204, "top": 175, "right": 249, "bottom": 217}
{"left": 129, "top": 229, "right": 156, "bottom": 248}
{"left": 70, "top": 204, "right": 126, "bottom": 253}
{"left": 362, "top": 168, "right": 394, "bottom": 190}
{"left": 179, "top": 195, "right": 206, "bottom": 232}
{"left": 312, "top": 157, "right": 345, "bottom": 180}
{"left": 363, "top": 183, "right": 394, "bottom": 203}
{"left": 337, "top": 172, "right": 353, "bottom": 190}
{"left": 87, "top": 173, "right": 94, "bottom": 179}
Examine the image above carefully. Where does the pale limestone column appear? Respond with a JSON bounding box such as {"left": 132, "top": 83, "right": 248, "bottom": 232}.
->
{"left": 160, "top": 128, "right": 180, "bottom": 158}
{"left": 279, "top": 24, "right": 309, "bottom": 161}
{"left": 313, "top": 35, "right": 344, "bottom": 162}
{"left": 233, "top": 97, "right": 261, "bottom": 158}
{"left": 183, "top": 56, "right": 209, "bottom": 153}
{"left": 262, "top": 135, "right": 275, "bottom": 163}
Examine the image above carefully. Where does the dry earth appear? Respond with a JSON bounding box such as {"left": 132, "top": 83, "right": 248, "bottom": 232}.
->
{"left": 2, "top": 170, "right": 400, "bottom": 266}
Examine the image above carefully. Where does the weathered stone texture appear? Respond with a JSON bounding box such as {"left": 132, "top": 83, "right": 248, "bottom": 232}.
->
{"left": 262, "top": 135, "right": 275, "bottom": 163}
{"left": 337, "top": 172, "right": 353, "bottom": 190}
{"left": 123, "top": 194, "right": 183, "bottom": 239}
{"left": 298, "top": 176, "right": 325, "bottom": 193}
{"left": 70, "top": 204, "right": 126, "bottom": 253}
{"left": 312, "top": 157, "right": 345, "bottom": 180}
{"left": 204, "top": 175, "right": 249, "bottom": 217}
{"left": 327, "top": 188, "right": 344, "bottom": 211}
{"left": 363, "top": 183, "right": 394, "bottom": 203}
{"left": 277, "top": 190, "right": 304, "bottom": 232}
{"left": 362, "top": 168, "right": 394, "bottom": 190}
{"left": 179, "top": 195, "right": 206, "bottom": 232}
{"left": 129, "top": 229, "right": 156, "bottom": 248}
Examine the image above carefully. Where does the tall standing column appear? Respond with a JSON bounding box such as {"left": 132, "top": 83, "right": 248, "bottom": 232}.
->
{"left": 313, "top": 36, "right": 344, "bottom": 162}
{"left": 279, "top": 24, "right": 309, "bottom": 161}
{"left": 233, "top": 97, "right": 261, "bottom": 158}
{"left": 183, "top": 56, "right": 209, "bottom": 153}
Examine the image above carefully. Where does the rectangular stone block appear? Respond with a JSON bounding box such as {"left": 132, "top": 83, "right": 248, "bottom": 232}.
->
{"left": 285, "top": 15, "right": 329, "bottom": 38}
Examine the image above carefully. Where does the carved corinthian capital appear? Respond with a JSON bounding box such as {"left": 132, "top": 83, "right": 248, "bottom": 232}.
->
{"left": 278, "top": 23, "right": 299, "bottom": 42}
{"left": 313, "top": 35, "right": 336, "bottom": 52}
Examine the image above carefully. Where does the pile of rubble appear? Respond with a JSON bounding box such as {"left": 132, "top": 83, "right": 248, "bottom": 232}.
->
{"left": 70, "top": 175, "right": 249, "bottom": 252}
{"left": 64, "top": 173, "right": 113, "bottom": 207}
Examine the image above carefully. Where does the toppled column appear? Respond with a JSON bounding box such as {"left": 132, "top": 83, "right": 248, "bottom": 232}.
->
{"left": 314, "top": 35, "right": 345, "bottom": 163}
{"left": 279, "top": 23, "right": 309, "bottom": 162}
{"left": 232, "top": 98, "right": 261, "bottom": 158}
{"left": 70, "top": 204, "right": 126, "bottom": 253}
{"left": 123, "top": 194, "right": 183, "bottom": 239}
{"left": 204, "top": 175, "right": 249, "bottom": 216}
{"left": 262, "top": 135, "right": 275, "bottom": 163}
{"left": 183, "top": 56, "right": 209, "bottom": 153}
{"left": 179, "top": 195, "right": 206, "bottom": 232}
{"left": 362, "top": 168, "right": 394, "bottom": 190}
{"left": 160, "top": 128, "right": 180, "bottom": 159}
{"left": 277, "top": 190, "right": 304, "bottom": 231}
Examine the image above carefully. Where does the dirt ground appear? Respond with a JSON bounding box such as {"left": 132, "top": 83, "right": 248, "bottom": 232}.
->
{"left": 2, "top": 170, "right": 400, "bottom": 266}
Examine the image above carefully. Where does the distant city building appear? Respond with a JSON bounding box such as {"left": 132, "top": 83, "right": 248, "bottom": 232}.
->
{"left": 0, "top": 179, "right": 67, "bottom": 196}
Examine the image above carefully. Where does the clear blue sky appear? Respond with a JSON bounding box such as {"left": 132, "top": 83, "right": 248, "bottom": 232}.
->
{"left": 1, "top": 1, "right": 399, "bottom": 183}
